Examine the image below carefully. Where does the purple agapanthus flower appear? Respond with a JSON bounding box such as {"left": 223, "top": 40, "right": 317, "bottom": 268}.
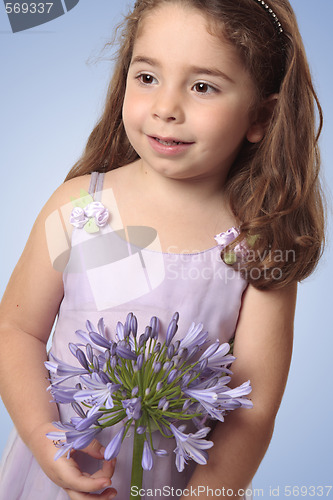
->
{"left": 142, "top": 440, "right": 154, "bottom": 470}
{"left": 74, "top": 372, "right": 120, "bottom": 410}
{"left": 179, "top": 322, "right": 208, "bottom": 351}
{"left": 198, "top": 341, "right": 235, "bottom": 371}
{"left": 47, "top": 421, "right": 101, "bottom": 460}
{"left": 49, "top": 385, "right": 80, "bottom": 404}
{"left": 185, "top": 378, "right": 252, "bottom": 421}
{"left": 170, "top": 424, "right": 213, "bottom": 472}
{"left": 46, "top": 312, "right": 253, "bottom": 480}
{"left": 71, "top": 407, "right": 103, "bottom": 431}
{"left": 104, "top": 427, "right": 125, "bottom": 460}
{"left": 45, "top": 354, "right": 90, "bottom": 385}
{"left": 122, "top": 397, "right": 142, "bottom": 420}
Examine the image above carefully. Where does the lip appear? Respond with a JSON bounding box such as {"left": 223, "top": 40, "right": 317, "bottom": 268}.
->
{"left": 147, "top": 135, "right": 194, "bottom": 156}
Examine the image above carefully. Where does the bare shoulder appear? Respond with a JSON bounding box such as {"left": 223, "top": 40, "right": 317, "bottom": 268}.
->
{"left": 0, "top": 174, "right": 91, "bottom": 340}
{"left": 44, "top": 174, "right": 91, "bottom": 214}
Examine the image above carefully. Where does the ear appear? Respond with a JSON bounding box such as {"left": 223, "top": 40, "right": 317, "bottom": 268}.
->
{"left": 246, "top": 93, "right": 279, "bottom": 144}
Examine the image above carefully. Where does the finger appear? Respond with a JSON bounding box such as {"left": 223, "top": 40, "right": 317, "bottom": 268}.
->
{"left": 66, "top": 487, "right": 117, "bottom": 500}
{"left": 58, "top": 457, "right": 112, "bottom": 493}
{"left": 93, "top": 458, "right": 116, "bottom": 480}
{"left": 81, "top": 439, "right": 106, "bottom": 460}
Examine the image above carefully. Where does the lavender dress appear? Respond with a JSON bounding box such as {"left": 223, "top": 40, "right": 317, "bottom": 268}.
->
{"left": 0, "top": 173, "right": 248, "bottom": 500}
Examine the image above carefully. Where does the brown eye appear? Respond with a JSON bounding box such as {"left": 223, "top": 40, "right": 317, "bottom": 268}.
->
{"left": 195, "top": 83, "right": 209, "bottom": 93}
{"left": 138, "top": 74, "right": 157, "bottom": 85}
{"left": 193, "top": 82, "right": 217, "bottom": 94}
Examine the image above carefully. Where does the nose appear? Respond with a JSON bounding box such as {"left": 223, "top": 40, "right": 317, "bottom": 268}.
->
{"left": 151, "top": 86, "right": 185, "bottom": 123}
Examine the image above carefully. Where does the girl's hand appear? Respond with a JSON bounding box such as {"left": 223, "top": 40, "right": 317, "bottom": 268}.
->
{"left": 28, "top": 423, "right": 117, "bottom": 499}
{"left": 62, "top": 442, "right": 117, "bottom": 500}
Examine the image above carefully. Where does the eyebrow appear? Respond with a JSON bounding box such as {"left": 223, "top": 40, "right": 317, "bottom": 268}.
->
{"left": 130, "top": 55, "right": 235, "bottom": 83}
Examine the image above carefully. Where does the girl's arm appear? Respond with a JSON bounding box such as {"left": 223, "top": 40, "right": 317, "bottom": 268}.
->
{"left": 0, "top": 177, "right": 116, "bottom": 499}
{"left": 181, "top": 282, "right": 297, "bottom": 499}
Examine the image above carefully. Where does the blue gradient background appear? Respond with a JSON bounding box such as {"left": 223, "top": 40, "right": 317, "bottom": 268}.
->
{"left": 0, "top": 1, "right": 332, "bottom": 497}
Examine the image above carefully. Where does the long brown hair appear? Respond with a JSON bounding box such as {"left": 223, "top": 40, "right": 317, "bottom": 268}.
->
{"left": 65, "top": 0, "right": 325, "bottom": 290}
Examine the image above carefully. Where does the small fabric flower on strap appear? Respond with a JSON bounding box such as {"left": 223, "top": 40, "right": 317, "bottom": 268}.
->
{"left": 214, "top": 227, "right": 249, "bottom": 264}
{"left": 70, "top": 190, "right": 110, "bottom": 234}
{"left": 70, "top": 207, "right": 89, "bottom": 229}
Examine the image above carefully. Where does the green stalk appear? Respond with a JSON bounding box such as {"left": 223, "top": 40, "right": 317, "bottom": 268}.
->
{"left": 130, "top": 428, "right": 145, "bottom": 500}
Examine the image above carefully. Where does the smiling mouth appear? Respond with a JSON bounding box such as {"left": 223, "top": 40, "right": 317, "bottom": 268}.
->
{"left": 152, "top": 136, "right": 193, "bottom": 146}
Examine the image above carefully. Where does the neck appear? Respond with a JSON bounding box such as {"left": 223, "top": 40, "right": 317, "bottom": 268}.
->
{"left": 136, "top": 159, "right": 228, "bottom": 209}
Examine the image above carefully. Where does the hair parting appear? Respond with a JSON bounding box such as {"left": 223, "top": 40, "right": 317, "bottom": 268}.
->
{"left": 65, "top": 0, "right": 325, "bottom": 290}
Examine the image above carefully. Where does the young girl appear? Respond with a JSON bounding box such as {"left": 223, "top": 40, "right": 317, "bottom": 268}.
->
{"left": 0, "top": 0, "right": 325, "bottom": 499}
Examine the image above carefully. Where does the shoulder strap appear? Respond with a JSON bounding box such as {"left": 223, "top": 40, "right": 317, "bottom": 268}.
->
{"left": 88, "top": 172, "right": 105, "bottom": 201}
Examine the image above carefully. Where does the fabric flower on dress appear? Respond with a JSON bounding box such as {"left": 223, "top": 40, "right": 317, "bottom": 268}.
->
{"left": 70, "top": 207, "right": 89, "bottom": 229}
{"left": 214, "top": 226, "right": 249, "bottom": 264}
{"left": 69, "top": 190, "right": 110, "bottom": 233}
{"left": 214, "top": 227, "right": 240, "bottom": 249}
{"left": 84, "top": 201, "right": 109, "bottom": 227}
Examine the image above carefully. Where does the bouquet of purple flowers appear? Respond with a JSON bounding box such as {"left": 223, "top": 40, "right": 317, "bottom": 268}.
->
{"left": 46, "top": 313, "right": 252, "bottom": 499}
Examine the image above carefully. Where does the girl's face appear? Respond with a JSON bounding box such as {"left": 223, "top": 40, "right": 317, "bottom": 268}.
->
{"left": 123, "top": 3, "right": 263, "bottom": 184}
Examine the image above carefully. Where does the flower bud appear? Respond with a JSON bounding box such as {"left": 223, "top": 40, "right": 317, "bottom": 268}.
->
{"left": 139, "top": 334, "right": 146, "bottom": 348}
{"left": 71, "top": 401, "right": 86, "bottom": 418}
{"left": 182, "top": 399, "right": 191, "bottom": 412}
{"left": 153, "top": 361, "right": 162, "bottom": 374}
{"left": 99, "top": 371, "right": 110, "bottom": 384}
{"left": 162, "top": 401, "right": 170, "bottom": 412}
{"left": 181, "top": 372, "right": 191, "bottom": 387}
{"left": 131, "top": 315, "right": 138, "bottom": 338}
{"left": 111, "top": 355, "right": 117, "bottom": 369}
{"left": 173, "top": 340, "right": 180, "bottom": 355}
{"left": 167, "top": 344, "right": 175, "bottom": 359}
{"left": 167, "top": 369, "right": 178, "bottom": 384}
{"left": 172, "top": 312, "right": 180, "bottom": 323}
{"left": 124, "top": 312, "right": 133, "bottom": 338}
{"left": 158, "top": 397, "right": 167, "bottom": 409}
{"left": 165, "top": 319, "right": 178, "bottom": 347}
{"left": 163, "top": 361, "right": 173, "bottom": 372}
{"left": 154, "top": 342, "right": 161, "bottom": 353}
{"left": 150, "top": 316, "right": 160, "bottom": 339}
{"left": 144, "top": 326, "right": 152, "bottom": 341}
{"left": 76, "top": 348, "right": 89, "bottom": 371}
{"left": 156, "top": 381, "right": 163, "bottom": 392}
{"left": 136, "top": 353, "right": 144, "bottom": 370}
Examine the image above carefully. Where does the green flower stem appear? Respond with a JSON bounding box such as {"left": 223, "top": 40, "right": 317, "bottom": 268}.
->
{"left": 130, "top": 429, "right": 145, "bottom": 500}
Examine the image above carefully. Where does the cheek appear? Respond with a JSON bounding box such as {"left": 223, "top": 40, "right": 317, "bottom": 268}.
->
{"left": 205, "top": 105, "right": 251, "bottom": 142}
{"left": 122, "top": 89, "right": 133, "bottom": 131}
{"left": 123, "top": 89, "right": 146, "bottom": 134}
